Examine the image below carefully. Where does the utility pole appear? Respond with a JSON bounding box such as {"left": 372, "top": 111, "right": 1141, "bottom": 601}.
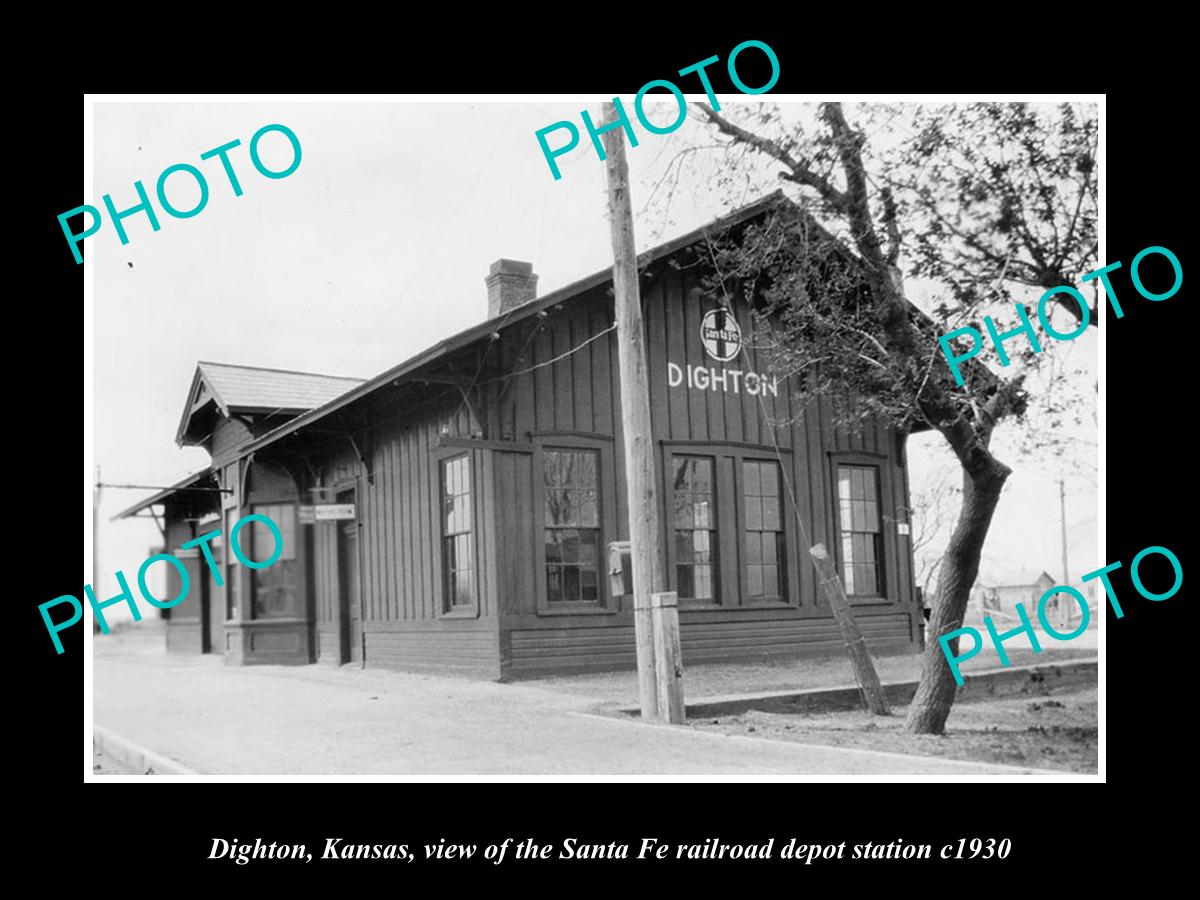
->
{"left": 93, "top": 465, "right": 101, "bottom": 634}
{"left": 1058, "top": 479, "right": 1069, "bottom": 583}
{"left": 600, "top": 101, "right": 682, "bottom": 723}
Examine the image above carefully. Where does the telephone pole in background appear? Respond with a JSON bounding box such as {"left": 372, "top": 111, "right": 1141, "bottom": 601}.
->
{"left": 1058, "top": 479, "right": 1070, "bottom": 583}
{"left": 93, "top": 465, "right": 101, "bottom": 633}
{"left": 600, "top": 101, "right": 684, "bottom": 723}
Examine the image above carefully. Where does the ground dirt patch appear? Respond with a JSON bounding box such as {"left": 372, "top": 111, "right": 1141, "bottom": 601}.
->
{"left": 691, "top": 685, "right": 1097, "bottom": 773}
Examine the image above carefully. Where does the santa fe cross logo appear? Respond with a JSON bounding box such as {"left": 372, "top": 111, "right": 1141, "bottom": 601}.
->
{"left": 700, "top": 308, "right": 742, "bottom": 362}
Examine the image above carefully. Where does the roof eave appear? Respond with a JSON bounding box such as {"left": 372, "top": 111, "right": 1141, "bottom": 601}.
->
{"left": 240, "top": 190, "right": 793, "bottom": 456}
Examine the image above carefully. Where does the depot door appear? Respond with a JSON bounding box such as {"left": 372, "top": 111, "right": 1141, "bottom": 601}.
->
{"left": 337, "top": 514, "right": 362, "bottom": 665}
{"left": 205, "top": 567, "right": 225, "bottom": 653}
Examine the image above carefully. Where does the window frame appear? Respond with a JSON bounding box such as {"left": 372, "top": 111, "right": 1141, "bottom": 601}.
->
{"left": 246, "top": 501, "right": 302, "bottom": 621}
{"left": 737, "top": 456, "right": 789, "bottom": 607}
{"left": 662, "top": 443, "right": 800, "bottom": 610}
{"left": 434, "top": 449, "right": 480, "bottom": 619}
{"left": 829, "top": 451, "right": 895, "bottom": 604}
{"left": 533, "top": 435, "right": 616, "bottom": 616}
{"left": 664, "top": 452, "right": 722, "bottom": 609}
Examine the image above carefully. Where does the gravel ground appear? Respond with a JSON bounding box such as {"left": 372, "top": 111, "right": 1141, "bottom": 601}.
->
{"left": 691, "top": 685, "right": 1097, "bottom": 773}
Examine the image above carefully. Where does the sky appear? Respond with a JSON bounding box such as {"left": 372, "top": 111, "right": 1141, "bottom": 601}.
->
{"left": 90, "top": 99, "right": 1099, "bottom": 612}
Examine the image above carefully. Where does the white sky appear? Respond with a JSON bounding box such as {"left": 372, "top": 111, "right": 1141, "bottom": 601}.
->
{"left": 92, "top": 100, "right": 1098, "bottom": 611}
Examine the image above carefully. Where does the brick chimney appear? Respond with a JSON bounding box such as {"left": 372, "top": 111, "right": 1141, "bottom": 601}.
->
{"left": 485, "top": 259, "right": 538, "bottom": 319}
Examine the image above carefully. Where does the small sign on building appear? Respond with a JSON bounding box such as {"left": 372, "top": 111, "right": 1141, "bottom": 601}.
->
{"left": 314, "top": 503, "right": 356, "bottom": 521}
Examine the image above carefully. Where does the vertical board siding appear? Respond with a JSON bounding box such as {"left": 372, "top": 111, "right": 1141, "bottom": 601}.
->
{"left": 234, "top": 236, "right": 918, "bottom": 678}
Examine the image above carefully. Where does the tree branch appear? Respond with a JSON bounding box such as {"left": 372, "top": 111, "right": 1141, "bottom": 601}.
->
{"left": 695, "top": 104, "right": 850, "bottom": 212}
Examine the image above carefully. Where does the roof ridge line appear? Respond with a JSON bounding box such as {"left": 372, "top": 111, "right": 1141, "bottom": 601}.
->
{"left": 196, "top": 360, "right": 367, "bottom": 382}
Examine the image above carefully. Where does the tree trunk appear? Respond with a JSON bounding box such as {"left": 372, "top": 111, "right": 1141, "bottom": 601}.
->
{"left": 905, "top": 460, "right": 1009, "bottom": 734}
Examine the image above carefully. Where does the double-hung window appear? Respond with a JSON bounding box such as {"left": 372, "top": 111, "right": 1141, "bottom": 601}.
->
{"left": 543, "top": 448, "right": 601, "bottom": 605}
{"left": 665, "top": 448, "right": 793, "bottom": 607}
{"left": 836, "top": 463, "right": 884, "bottom": 597}
{"left": 672, "top": 455, "right": 717, "bottom": 603}
{"left": 742, "top": 459, "right": 785, "bottom": 602}
{"left": 440, "top": 454, "right": 474, "bottom": 611}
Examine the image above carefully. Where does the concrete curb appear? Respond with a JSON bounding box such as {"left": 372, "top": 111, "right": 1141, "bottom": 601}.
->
{"left": 616, "top": 658, "right": 1098, "bottom": 719}
{"left": 94, "top": 724, "right": 200, "bottom": 776}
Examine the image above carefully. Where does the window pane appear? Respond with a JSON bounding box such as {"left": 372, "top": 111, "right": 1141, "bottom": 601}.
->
{"left": 763, "top": 565, "right": 779, "bottom": 598}
{"left": 580, "top": 491, "right": 599, "bottom": 527}
{"left": 763, "top": 496, "right": 781, "bottom": 531}
{"left": 862, "top": 534, "right": 877, "bottom": 563}
{"left": 581, "top": 567, "right": 598, "bottom": 601}
{"left": 561, "top": 529, "right": 579, "bottom": 563}
{"left": 547, "top": 567, "right": 563, "bottom": 603}
{"left": 744, "top": 462, "right": 761, "bottom": 496}
{"left": 677, "top": 565, "right": 695, "bottom": 599}
{"left": 673, "top": 456, "right": 717, "bottom": 604}
{"left": 838, "top": 469, "right": 852, "bottom": 500}
{"left": 760, "top": 465, "right": 779, "bottom": 496}
{"left": 745, "top": 497, "right": 762, "bottom": 530}
{"left": 674, "top": 492, "right": 694, "bottom": 528}
{"left": 746, "top": 531, "right": 762, "bottom": 564}
{"left": 580, "top": 530, "right": 598, "bottom": 571}
{"left": 763, "top": 533, "right": 779, "bottom": 565}
{"left": 862, "top": 564, "right": 878, "bottom": 594}
{"left": 837, "top": 465, "right": 884, "bottom": 596}
{"left": 747, "top": 565, "right": 763, "bottom": 598}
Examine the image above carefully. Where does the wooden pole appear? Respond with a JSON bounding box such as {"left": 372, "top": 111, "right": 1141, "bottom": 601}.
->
{"left": 600, "top": 101, "right": 666, "bottom": 721}
{"left": 1058, "top": 479, "right": 1069, "bottom": 583}
{"left": 651, "top": 591, "right": 685, "bottom": 723}
{"left": 810, "top": 543, "right": 890, "bottom": 715}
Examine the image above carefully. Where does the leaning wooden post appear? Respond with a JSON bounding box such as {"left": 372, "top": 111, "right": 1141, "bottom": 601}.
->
{"left": 810, "top": 543, "right": 891, "bottom": 715}
{"left": 651, "top": 591, "right": 685, "bottom": 723}
{"left": 600, "top": 101, "right": 667, "bottom": 721}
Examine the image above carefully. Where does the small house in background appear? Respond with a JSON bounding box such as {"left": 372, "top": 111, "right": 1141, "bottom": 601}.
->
{"left": 114, "top": 192, "right": 928, "bottom": 678}
{"left": 974, "top": 570, "right": 1056, "bottom": 617}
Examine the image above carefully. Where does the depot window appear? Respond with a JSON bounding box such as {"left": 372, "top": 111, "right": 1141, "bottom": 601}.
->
{"left": 742, "top": 459, "right": 785, "bottom": 601}
{"left": 543, "top": 448, "right": 601, "bottom": 606}
{"left": 249, "top": 503, "right": 298, "bottom": 618}
{"left": 440, "top": 454, "right": 474, "bottom": 611}
{"left": 664, "top": 445, "right": 797, "bottom": 608}
{"left": 835, "top": 464, "right": 884, "bottom": 596}
{"left": 672, "top": 455, "right": 718, "bottom": 603}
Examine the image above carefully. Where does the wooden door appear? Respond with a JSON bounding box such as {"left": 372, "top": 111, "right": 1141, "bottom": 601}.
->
{"left": 338, "top": 519, "right": 362, "bottom": 665}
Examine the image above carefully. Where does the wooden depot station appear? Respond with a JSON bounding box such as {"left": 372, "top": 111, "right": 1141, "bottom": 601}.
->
{"left": 116, "top": 193, "right": 926, "bottom": 678}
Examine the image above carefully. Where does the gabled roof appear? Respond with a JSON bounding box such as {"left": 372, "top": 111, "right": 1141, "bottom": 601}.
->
{"left": 985, "top": 570, "right": 1057, "bottom": 589}
{"left": 175, "top": 361, "right": 366, "bottom": 445}
{"left": 239, "top": 191, "right": 795, "bottom": 456}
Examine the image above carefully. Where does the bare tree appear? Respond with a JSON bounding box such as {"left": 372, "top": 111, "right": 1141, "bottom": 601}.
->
{"left": 667, "top": 101, "right": 1096, "bottom": 733}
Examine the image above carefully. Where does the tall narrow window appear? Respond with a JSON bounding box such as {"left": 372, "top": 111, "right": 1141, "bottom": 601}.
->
{"left": 544, "top": 449, "right": 600, "bottom": 604}
{"left": 837, "top": 464, "right": 883, "bottom": 595}
{"left": 441, "top": 454, "right": 474, "bottom": 610}
{"left": 743, "top": 460, "right": 784, "bottom": 600}
{"left": 249, "top": 503, "right": 298, "bottom": 618}
{"left": 673, "top": 455, "right": 717, "bottom": 602}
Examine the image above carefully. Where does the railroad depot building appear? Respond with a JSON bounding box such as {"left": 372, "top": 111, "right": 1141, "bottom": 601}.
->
{"left": 117, "top": 193, "right": 926, "bottom": 678}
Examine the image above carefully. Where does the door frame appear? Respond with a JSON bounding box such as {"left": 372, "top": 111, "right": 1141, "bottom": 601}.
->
{"left": 335, "top": 486, "right": 363, "bottom": 665}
